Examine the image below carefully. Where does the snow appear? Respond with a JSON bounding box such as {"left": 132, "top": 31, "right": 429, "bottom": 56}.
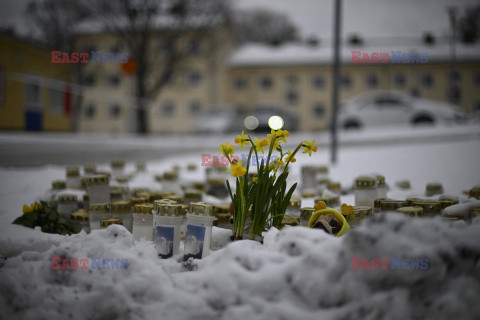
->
{"left": 443, "top": 200, "right": 480, "bottom": 219}
{"left": 1, "top": 215, "right": 480, "bottom": 319}
{"left": 227, "top": 42, "right": 480, "bottom": 67}
{"left": 1, "top": 125, "right": 480, "bottom": 319}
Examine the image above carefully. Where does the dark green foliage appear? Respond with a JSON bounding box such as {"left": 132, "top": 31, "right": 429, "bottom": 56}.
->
{"left": 13, "top": 201, "right": 73, "bottom": 235}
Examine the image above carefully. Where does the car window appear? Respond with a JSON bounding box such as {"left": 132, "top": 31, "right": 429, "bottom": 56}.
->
{"left": 374, "top": 96, "right": 410, "bottom": 108}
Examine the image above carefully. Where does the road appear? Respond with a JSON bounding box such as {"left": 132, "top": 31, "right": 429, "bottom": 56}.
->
{"left": 0, "top": 124, "right": 479, "bottom": 167}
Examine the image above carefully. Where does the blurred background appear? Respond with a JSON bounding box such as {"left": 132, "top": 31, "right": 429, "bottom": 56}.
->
{"left": 0, "top": 0, "right": 479, "bottom": 165}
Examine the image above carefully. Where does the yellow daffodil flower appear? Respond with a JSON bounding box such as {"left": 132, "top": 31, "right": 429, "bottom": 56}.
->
{"left": 219, "top": 141, "right": 235, "bottom": 157}
{"left": 22, "top": 203, "right": 42, "bottom": 216}
{"left": 253, "top": 137, "right": 269, "bottom": 154}
{"left": 275, "top": 129, "right": 290, "bottom": 143}
{"left": 228, "top": 161, "right": 247, "bottom": 178}
{"left": 252, "top": 177, "right": 258, "bottom": 183}
{"left": 234, "top": 131, "right": 250, "bottom": 150}
{"left": 267, "top": 130, "right": 277, "bottom": 141}
{"left": 285, "top": 151, "right": 296, "bottom": 163}
{"left": 314, "top": 201, "right": 327, "bottom": 211}
{"left": 302, "top": 139, "right": 317, "bottom": 157}
{"left": 22, "top": 204, "right": 33, "bottom": 215}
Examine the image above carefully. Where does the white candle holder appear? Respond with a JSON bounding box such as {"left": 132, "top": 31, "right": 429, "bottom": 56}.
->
{"left": 183, "top": 202, "right": 215, "bottom": 261}
{"left": 132, "top": 204, "right": 153, "bottom": 241}
{"left": 111, "top": 201, "right": 133, "bottom": 232}
{"left": 162, "top": 171, "right": 182, "bottom": 195}
{"left": 86, "top": 174, "right": 110, "bottom": 204}
{"left": 376, "top": 175, "right": 388, "bottom": 199}
{"left": 153, "top": 203, "right": 183, "bottom": 258}
{"left": 71, "top": 209, "right": 90, "bottom": 233}
{"left": 88, "top": 203, "right": 111, "bottom": 231}
{"left": 111, "top": 160, "right": 125, "bottom": 179}
{"left": 66, "top": 166, "right": 82, "bottom": 189}
{"left": 301, "top": 165, "right": 318, "bottom": 192}
{"left": 354, "top": 176, "right": 377, "bottom": 208}
{"left": 57, "top": 194, "right": 79, "bottom": 219}
{"left": 286, "top": 198, "right": 301, "bottom": 218}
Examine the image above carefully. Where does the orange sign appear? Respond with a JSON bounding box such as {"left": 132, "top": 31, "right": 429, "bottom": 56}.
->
{"left": 121, "top": 59, "right": 138, "bottom": 75}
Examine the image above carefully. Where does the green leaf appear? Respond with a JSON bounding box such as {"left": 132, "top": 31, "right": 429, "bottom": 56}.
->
{"left": 13, "top": 211, "right": 38, "bottom": 229}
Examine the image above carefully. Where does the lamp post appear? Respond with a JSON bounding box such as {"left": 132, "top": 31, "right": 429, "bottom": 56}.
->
{"left": 330, "top": 0, "right": 342, "bottom": 164}
{"left": 447, "top": 6, "right": 458, "bottom": 104}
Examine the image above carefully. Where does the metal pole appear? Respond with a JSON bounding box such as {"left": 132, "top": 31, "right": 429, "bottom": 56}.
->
{"left": 330, "top": 0, "right": 342, "bottom": 164}
{"left": 447, "top": 7, "right": 457, "bottom": 104}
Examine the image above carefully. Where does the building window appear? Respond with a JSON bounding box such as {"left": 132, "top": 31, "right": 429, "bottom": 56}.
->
{"left": 447, "top": 86, "right": 462, "bottom": 104}
{"left": 49, "top": 88, "right": 64, "bottom": 115}
{"left": 187, "top": 70, "right": 202, "bottom": 86}
{"left": 0, "top": 67, "right": 4, "bottom": 106}
{"left": 286, "top": 74, "right": 297, "bottom": 85}
{"left": 160, "top": 101, "right": 175, "bottom": 116}
{"left": 340, "top": 74, "right": 352, "bottom": 89}
{"left": 189, "top": 101, "right": 201, "bottom": 114}
{"left": 259, "top": 76, "right": 273, "bottom": 90}
{"left": 108, "top": 74, "right": 120, "bottom": 87}
{"left": 312, "top": 103, "right": 326, "bottom": 118}
{"left": 365, "top": 74, "right": 378, "bottom": 88}
{"left": 234, "top": 77, "right": 247, "bottom": 90}
{"left": 393, "top": 73, "right": 406, "bottom": 88}
{"left": 420, "top": 73, "right": 434, "bottom": 88}
{"left": 158, "top": 40, "right": 173, "bottom": 54}
{"left": 474, "top": 72, "right": 480, "bottom": 87}
{"left": 109, "top": 104, "right": 121, "bottom": 118}
{"left": 25, "top": 76, "right": 42, "bottom": 112}
{"left": 110, "top": 43, "right": 121, "bottom": 53}
{"left": 84, "top": 104, "right": 96, "bottom": 119}
{"left": 448, "top": 70, "right": 461, "bottom": 82}
{"left": 83, "top": 74, "right": 96, "bottom": 86}
{"left": 286, "top": 90, "right": 298, "bottom": 105}
{"left": 186, "top": 39, "right": 200, "bottom": 55}
{"left": 312, "top": 75, "right": 325, "bottom": 89}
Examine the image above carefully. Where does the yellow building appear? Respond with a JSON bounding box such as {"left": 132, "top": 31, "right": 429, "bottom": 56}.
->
{"left": 72, "top": 26, "right": 480, "bottom": 133}
{"left": 226, "top": 43, "right": 480, "bottom": 131}
{"left": 73, "top": 22, "right": 235, "bottom": 134}
{"left": 0, "top": 32, "right": 72, "bottom": 131}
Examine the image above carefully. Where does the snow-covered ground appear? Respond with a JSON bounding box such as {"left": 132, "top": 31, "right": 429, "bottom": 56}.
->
{"left": 0, "top": 125, "right": 480, "bottom": 319}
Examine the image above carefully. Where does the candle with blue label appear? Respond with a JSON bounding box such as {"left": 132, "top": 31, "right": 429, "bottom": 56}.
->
{"left": 153, "top": 201, "right": 183, "bottom": 259}
{"left": 183, "top": 202, "right": 215, "bottom": 261}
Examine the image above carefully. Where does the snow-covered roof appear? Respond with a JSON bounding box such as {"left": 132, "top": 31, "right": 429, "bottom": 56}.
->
{"left": 228, "top": 42, "right": 480, "bottom": 67}
{"left": 74, "top": 14, "right": 226, "bottom": 35}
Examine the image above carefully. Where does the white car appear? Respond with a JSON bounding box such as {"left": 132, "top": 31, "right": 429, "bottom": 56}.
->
{"left": 194, "top": 107, "right": 245, "bottom": 134}
{"left": 338, "top": 91, "right": 468, "bottom": 130}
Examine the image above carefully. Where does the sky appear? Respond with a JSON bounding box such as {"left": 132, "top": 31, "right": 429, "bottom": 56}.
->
{"left": 0, "top": 0, "right": 479, "bottom": 41}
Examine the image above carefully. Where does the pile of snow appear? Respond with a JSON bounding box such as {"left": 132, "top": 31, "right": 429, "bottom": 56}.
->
{"left": 1, "top": 214, "right": 480, "bottom": 320}
{"left": 1, "top": 130, "right": 479, "bottom": 319}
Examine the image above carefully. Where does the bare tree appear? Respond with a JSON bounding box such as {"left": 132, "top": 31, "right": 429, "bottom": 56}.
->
{"left": 25, "top": 0, "right": 91, "bottom": 132}
{"left": 233, "top": 9, "right": 298, "bottom": 46}
{"left": 85, "top": 0, "right": 232, "bottom": 134}
{"left": 458, "top": 4, "right": 480, "bottom": 43}
{"left": 26, "top": 0, "right": 91, "bottom": 51}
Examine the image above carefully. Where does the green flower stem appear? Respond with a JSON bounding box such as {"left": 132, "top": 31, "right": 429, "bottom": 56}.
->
{"left": 284, "top": 142, "right": 303, "bottom": 172}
